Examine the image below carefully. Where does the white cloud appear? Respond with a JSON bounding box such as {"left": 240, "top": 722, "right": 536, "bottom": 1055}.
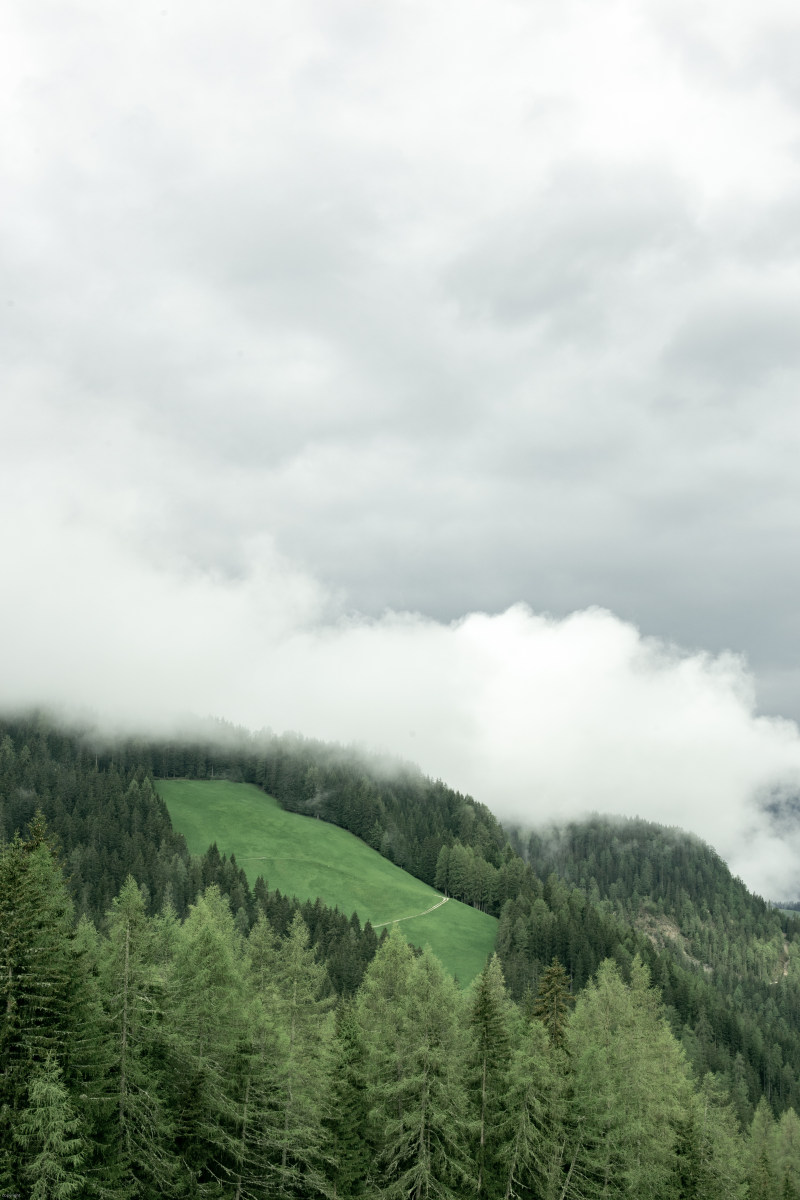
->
{"left": 3, "top": 507, "right": 800, "bottom": 899}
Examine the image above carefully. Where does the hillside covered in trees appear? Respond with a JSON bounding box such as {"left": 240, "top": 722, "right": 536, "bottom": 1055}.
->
{"left": 3, "top": 814, "right": 798, "bottom": 1200}
{"left": 3, "top": 710, "right": 800, "bottom": 1196}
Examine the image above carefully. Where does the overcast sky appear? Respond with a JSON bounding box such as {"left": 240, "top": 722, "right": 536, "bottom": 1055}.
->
{"left": 5, "top": 0, "right": 800, "bottom": 897}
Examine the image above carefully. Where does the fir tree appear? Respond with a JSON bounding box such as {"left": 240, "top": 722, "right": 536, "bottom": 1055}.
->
{"left": 275, "top": 913, "right": 334, "bottom": 1197}
{"left": 97, "top": 875, "right": 176, "bottom": 1197}
{"left": 566, "top": 957, "right": 692, "bottom": 1198}
{"left": 325, "top": 1000, "right": 372, "bottom": 1197}
{"left": 533, "top": 958, "right": 574, "bottom": 1049}
{"left": 469, "top": 954, "right": 513, "bottom": 1195}
{"left": 500, "top": 1018, "right": 563, "bottom": 1200}
{"left": 360, "top": 930, "right": 475, "bottom": 1200}
{"left": 165, "top": 885, "right": 254, "bottom": 1196}
{"left": 13, "top": 1052, "right": 88, "bottom": 1200}
{"left": 0, "top": 816, "right": 88, "bottom": 1194}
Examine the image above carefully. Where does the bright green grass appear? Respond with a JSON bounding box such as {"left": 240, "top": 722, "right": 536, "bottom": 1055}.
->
{"left": 158, "top": 779, "right": 496, "bottom": 986}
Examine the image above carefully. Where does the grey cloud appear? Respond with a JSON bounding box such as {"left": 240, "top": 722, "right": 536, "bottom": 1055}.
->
{"left": 664, "top": 297, "right": 800, "bottom": 388}
{"left": 445, "top": 165, "right": 694, "bottom": 334}
{"left": 747, "top": 25, "right": 800, "bottom": 110}
{"left": 6, "top": 0, "right": 800, "bottom": 881}
{"left": 2, "top": 515, "right": 799, "bottom": 898}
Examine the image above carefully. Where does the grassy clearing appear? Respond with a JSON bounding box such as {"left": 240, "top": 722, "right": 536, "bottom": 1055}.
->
{"left": 158, "top": 778, "right": 497, "bottom": 986}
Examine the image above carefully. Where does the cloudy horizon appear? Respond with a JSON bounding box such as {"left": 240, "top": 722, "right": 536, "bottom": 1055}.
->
{"left": 5, "top": 0, "right": 800, "bottom": 898}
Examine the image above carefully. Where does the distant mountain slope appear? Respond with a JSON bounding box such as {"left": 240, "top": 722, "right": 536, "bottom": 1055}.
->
{"left": 521, "top": 815, "right": 796, "bottom": 981}
{"left": 501, "top": 814, "right": 800, "bottom": 1120}
{"left": 158, "top": 778, "right": 497, "bottom": 985}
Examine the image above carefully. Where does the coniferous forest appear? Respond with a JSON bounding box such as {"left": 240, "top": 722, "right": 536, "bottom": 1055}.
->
{"left": 3, "top": 711, "right": 800, "bottom": 1197}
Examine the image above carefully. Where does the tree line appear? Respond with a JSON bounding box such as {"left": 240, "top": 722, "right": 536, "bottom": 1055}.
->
{"left": 3, "top": 815, "right": 799, "bottom": 1200}
{"left": 4, "top": 711, "right": 800, "bottom": 1128}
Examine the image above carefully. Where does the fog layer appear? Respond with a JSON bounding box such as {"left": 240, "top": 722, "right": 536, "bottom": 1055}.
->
{"left": 3, "top": 515, "right": 799, "bottom": 900}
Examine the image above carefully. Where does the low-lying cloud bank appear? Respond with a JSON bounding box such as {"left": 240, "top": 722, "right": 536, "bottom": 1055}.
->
{"left": 3, "top": 516, "right": 800, "bottom": 900}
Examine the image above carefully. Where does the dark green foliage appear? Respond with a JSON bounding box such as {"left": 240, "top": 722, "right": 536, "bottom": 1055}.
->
{"left": 5, "top": 705, "right": 800, "bottom": 1198}
{"left": 0, "top": 815, "right": 94, "bottom": 1193}
{"left": 469, "top": 955, "right": 514, "bottom": 1196}
{"left": 13, "top": 1052, "right": 88, "bottom": 1200}
{"left": 0, "top": 715, "right": 193, "bottom": 922}
{"left": 96, "top": 876, "right": 177, "bottom": 1197}
{"left": 505, "top": 815, "right": 800, "bottom": 1117}
{"left": 533, "top": 958, "right": 574, "bottom": 1048}
{"left": 566, "top": 957, "right": 694, "bottom": 1199}
{"left": 671, "top": 1073, "right": 748, "bottom": 1200}
{"left": 500, "top": 1019, "right": 563, "bottom": 1200}
{"left": 0, "top": 805, "right": 794, "bottom": 1198}
{"left": 325, "top": 1001, "right": 372, "bottom": 1197}
{"left": 358, "top": 930, "right": 476, "bottom": 1199}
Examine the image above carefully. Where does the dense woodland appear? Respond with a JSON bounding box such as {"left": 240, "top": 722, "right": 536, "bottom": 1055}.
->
{"left": 3, "top": 711, "right": 800, "bottom": 1197}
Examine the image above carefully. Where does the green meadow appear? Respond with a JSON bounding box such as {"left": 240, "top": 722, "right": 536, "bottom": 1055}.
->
{"left": 158, "top": 779, "right": 497, "bottom": 986}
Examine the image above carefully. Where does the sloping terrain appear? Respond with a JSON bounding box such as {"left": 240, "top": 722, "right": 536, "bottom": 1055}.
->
{"left": 158, "top": 778, "right": 497, "bottom": 985}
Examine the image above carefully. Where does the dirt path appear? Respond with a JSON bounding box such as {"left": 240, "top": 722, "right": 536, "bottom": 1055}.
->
{"left": 373, "top": 895, "right": 449, "bottom": 929}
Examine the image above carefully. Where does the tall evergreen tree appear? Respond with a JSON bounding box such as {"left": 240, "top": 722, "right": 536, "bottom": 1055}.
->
{"left": 534, "top": 958, "right": 574, "bottom": 1049}
{"left": 231, "top": 911, "right": 333, "bottom": 1200}
{"left": 566, "top": 957, "right": 692, "bottom": 1199}
{"left": 97, "top": 875, "right": 176, "bottom": 1197}
{"left": 672, "top": 1073, "right": 747, "bottom": 1200}
{"left": 775, "top": 1108, "right": 800, "bottom": 1200}
{"left": 360, "top": 930, "right": 475, "bottom": 1200}
{"left": 0, "top": 815, "right": 91, "bottom": 1195}
{"left": 748, "top": 1097, "right": 779, "bottom": 1200}
{"left": 267, "top": 911, "right": 334, "bottom": 1199}
{"left": 469, "top": 955, "right": 514, "bottom": 1196}
{"left": 500, "top": 1018, "right": 563, "bottom": 1200}
{"left": 165, "top": 885, "right": 254, "bottom": 1196}
{"left": 13, "top": 1052, "right": 88, "bottom": 1200}
{"left": 325, "top": 999, "right": 372, "bottom": 1198}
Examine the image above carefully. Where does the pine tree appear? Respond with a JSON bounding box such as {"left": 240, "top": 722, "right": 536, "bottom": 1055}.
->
{"left": 434, "top": 846, "right": 450, "bottom": 896}
{"left": 672, "top": 1073, "right": 747, "bottom": 1200}
{"left": 775, "top": 1108, "right": 800, "bottom": 1200}
{"left": 500, "top": 1017, "right": 563, "bottom": 1200}
{"left": 359, "top": 930, "right": 475, "bottom": 1200}
{"left": 565, "top": 956, "right": 692, "bottom": 1199}
{"left": 165, "top": 885, "right": 254, "bottom": 1196}
{"left": 533, "top": 958, "right": 574, "bottom": 1049}
{"left": 325, "top": 1000, "right": 372, "bottom": 1197}
{"left": 236, "top": 911, "right": 333, "bottom": 1199}
{"left": 469, "top": 955, "right": 514, "bottom": 1195}
{"left": 13, "top": 1052, "right": 88, "bottom": 1200}
{"left": 268, "top": 911, "right": 334, "bottom": 1199}
{"left": 97, "top": 876, "right": 176, "bottom": 1197}
{"left": 748, "top": 1097, "right": 779, "bottom": 1200}
{"left": 0, "top": 816, "right": 89, "bottom": 1194}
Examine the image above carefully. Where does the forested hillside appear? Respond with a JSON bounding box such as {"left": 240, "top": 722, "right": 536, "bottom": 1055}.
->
{"left": 2, "top": 814, "right": 797, "bottom": 1199}
{"left": 4, "top": 710, "right": 800, "bottom": 1195}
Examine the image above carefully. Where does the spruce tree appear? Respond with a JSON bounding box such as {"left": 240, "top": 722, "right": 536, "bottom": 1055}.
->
{"left": 97, "top": 875, "right": 176, "bottom": 1197}
{"left": 165, "top": 885, "right": 254, "bottom": 1196}
{"left": 469, "top": 954, "right": 514, "bottom": 1195}
{"left": 748, "top": 1097, "right": 779, "bottom": 1200}
{"left": 235, "top": 911, "right": 333, "bottom": 1199}
{"left": 775, "top": 1108, "right": 800, "bottom": 1200}
{"left": 566, "top": 956, "right": 692, "bottom": 1199}
{"left": 268, "top": 911, "right": 334, "bottom": 1199}
{"left": 533, "top": 958, "right": 574, "bottom": 1049}
{"left": 0, "top": 816, "right": 91, "bottom": 1195}
{"left": 360, "top": 930, "right": 475, "bottom": 1200}
{"left": 672, "top": 1073, "right": 747, "bottom": 1200}
{"left": 13, "top": 1052, "right": 88, "bottom": 1200}
{"left": 325, "top": 1000, "right": 372, "bottom": 1197}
